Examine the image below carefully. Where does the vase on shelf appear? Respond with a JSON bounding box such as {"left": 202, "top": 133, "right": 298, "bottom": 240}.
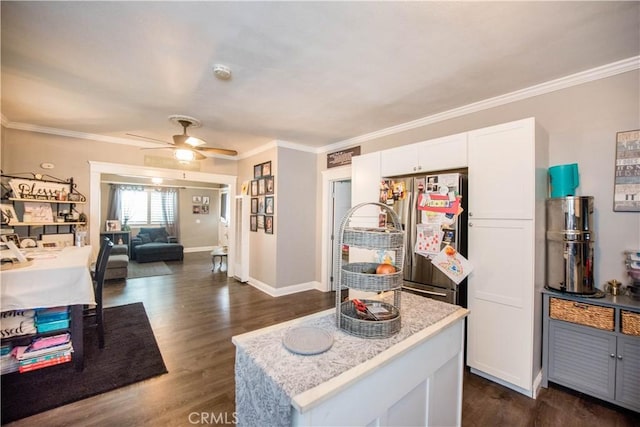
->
{"left": 121, "top": 217, "right": 131, "bottom": 232}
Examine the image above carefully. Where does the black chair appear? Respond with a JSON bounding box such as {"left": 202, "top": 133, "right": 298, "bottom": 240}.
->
{"left": 85, "top": 238, "right": 113, "bottom": 348}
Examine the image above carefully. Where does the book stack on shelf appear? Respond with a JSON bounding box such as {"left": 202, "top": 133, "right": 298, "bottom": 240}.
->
{"left": 35, "top": 306, "right": 70, "bottom": 332}
{"left": 0, "top": 307, "right": 72, "bottom": 374}
{"left": 12, "top": 333, "right": 73, "bottom": 373}
{"left": 1, "top": 342, "right": 19, "bottom": 374}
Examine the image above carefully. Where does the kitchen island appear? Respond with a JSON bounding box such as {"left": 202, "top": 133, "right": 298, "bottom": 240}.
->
{"left": 232, "top": 292, "right": 469, "bottom": 426}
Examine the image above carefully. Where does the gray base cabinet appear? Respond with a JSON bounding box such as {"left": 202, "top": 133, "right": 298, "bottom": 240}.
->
{"left": 542, "top": 290, "right": 640, "bottom": 413}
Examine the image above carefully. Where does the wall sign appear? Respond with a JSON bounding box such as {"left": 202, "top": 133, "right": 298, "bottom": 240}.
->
{"left": 8, "top": 178, "right": 70, "bottom": 201}
{"left": 614, "top": 129, "right": 640, "bottom": 212}
{"left": 327, "top": 146, "right": 361, "bottom": 169}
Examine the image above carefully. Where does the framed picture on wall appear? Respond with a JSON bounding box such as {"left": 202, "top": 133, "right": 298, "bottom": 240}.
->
{"left": 201, "top": 205, "right": 210, "bottom": 214}
{"left": 251, "top": 197, "right": 258, "bottom": 214}
{"left": 261, "top": 161, "right": 272, "bottom": 177}
{"left": 254, "top": 164, "right": 262, "bottom": 179}
{"left": 203, "top": 196, "right": 210, "bottom": 205}
{"left": 258, "top": 197, "right": 265, "bottom": 214}
{"left": 192, "top": 205, "right": 201, "bottom": 214}
{"left": 265, "top": 196, "right": 274, "bottom": 214}
{"left": 257, "top": 215, "right": 265, "bottom": 229}
{"left": 266, "top": 176, "right": 274, "bottom": 194}
{"left": 258, "top": 178, "right": 266, "bottom": 195}
{"left": 265, "top": 216, "right": 273, "bottom": 234}
{"left": 251, "top": 180, "right": 258, "bottom": 196}
{"left": 250, "top": 215, "right": 258, "bottom": 232}
{"left": 192, "top": 195, "right": 202, "bottom": 204}
{"left": 614, "top": 129, "right": 640, "bottom": 212}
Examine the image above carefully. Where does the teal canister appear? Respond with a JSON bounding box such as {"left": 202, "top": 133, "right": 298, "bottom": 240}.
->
{"left": 549, "top": 163, "right": 579, "bottom": 198}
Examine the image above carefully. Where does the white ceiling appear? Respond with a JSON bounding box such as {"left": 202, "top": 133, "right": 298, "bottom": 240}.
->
{"left": 2, "top": 1, "right": 639, "bottom": 158}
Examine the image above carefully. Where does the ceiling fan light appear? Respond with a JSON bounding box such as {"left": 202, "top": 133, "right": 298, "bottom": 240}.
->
{"left": 185, "top": 136, "right": 205, "bottom": 147}
{"left": 174, "top": 149, "right": 196, "bottom": 162}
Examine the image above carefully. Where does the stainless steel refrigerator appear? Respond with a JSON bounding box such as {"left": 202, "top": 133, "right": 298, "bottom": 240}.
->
{"left": 380, "top": 168, "right": 468, "bottom": 306}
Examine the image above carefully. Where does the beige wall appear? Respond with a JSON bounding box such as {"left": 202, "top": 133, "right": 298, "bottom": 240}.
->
{"left": 238, "top": 146, "right": 277, "bottom": 286}
{"left": 315, "top": 70, "right": 640, "bottom": 289}
{"left": 1, "top": 129, "right": 237, "bottom": 251}
{"left": 276, "top": 147, "right": 317, "bottom": 288}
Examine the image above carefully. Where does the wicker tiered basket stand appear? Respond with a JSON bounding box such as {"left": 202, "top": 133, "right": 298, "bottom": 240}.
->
{"left": 335, "top": 202, "right": 405, "bottom": 338}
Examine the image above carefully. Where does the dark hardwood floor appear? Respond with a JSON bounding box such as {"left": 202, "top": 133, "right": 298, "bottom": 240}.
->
{"left": 7, "top": 252, "right": 638, "bottom": 426}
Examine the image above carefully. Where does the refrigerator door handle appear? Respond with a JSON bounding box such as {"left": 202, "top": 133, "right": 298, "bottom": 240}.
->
{"left": 402, "top": 285, "right": 448, "bottom": 297}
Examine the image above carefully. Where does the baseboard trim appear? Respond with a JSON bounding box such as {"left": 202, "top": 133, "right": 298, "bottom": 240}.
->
{"left": 246, "top": 278, "right": 324, "bottom": 297}
{"left": 469, "top": 367, "right": 535, "bottom": 398}
{"left": 184, "top": 246, "right": 216, "bottom": 253}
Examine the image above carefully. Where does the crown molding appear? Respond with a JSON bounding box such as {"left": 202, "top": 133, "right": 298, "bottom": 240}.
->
{"left": 320, "top": 55, "right": 640, "bottom": 153}
{"left": 3, "top": 56, "right": 638, "bottom": 157}
{"left": 237, "top": 139, "right": 319, "bottom": 160}
{"left": 3, "top": 121, "right": 145, "bottom": 146}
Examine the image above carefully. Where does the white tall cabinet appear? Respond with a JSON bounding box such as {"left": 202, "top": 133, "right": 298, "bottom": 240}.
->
{"left": 466, "top": 117, "right": 548, "bottom": 397}
{"left": 350, "top": 151, "right": 381, "bottom": 228}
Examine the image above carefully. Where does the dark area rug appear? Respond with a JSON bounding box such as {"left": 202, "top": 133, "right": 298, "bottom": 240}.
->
{"left": 127, "top": 261, "right": 173, "bottom": 279}
{"left": 1, "top": 302, "right": 167, "bottom": 424}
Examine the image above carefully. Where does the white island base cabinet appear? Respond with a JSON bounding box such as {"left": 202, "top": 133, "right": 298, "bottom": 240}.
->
{"left": 291, "top": 318, "right": 465, "bottom": 427}
{"left": 233, "top": 294, "right": 468, "bottom": 427}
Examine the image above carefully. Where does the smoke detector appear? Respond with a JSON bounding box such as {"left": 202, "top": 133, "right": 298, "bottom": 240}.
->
{"left": 213, "top": 64, "right": 232, "bottom": 80}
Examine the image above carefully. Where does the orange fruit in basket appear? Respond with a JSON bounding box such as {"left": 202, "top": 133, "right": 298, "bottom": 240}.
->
{"left": 376, "top": 263, "right": 397, "bottom": 274}
{"left": 445, "top": 246, "right": 456, "bottom": 256}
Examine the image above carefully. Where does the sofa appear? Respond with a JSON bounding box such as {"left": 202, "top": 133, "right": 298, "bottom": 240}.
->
{"left": 131, "top": 227, "right": 184, "bottom": 263}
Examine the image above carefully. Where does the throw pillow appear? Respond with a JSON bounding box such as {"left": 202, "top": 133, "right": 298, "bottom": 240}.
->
{"left": 138, "top": 233, "right": 151, "bottom": 244}
{"left": 154, "top": 237, "right": 168, "bottom": 243}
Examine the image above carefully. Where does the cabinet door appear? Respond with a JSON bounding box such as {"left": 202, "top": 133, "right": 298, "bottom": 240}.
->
{"left": 351, "top": 151, "right": 381, "bottom": 228}
{"left": 548, "top": 322, "right": 616, "bottom": 400}
{"left": 615, "top": 336, "right": 640, "bottom": 411}
{"left": 468, "top": 118, "right": 536, "bottom": 219}
{"left": 379, "top": 143, "right": 419, "bottom": 177}
{"left": 467, "top": 218, "right": 535, "bottom": 390}
{"left": 416, "top": 132, "right": 468, "bottom": 173}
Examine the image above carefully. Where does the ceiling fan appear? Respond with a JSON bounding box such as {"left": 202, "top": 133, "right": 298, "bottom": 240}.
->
{"left": 126, "top": 115, "right": 238, "bottom": 160}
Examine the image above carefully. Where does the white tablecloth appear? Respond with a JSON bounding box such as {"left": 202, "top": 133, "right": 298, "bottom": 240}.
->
{"left": 0, "top": 246, "right": 95, "bottom": 311}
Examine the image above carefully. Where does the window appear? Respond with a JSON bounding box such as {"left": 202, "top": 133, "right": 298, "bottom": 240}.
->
{"left": 120, "top": 188, "right": 176, "bottom": 226}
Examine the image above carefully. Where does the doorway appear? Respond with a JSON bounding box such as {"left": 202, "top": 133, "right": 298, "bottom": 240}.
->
{"left": 329, "top": 179, "right": 351, "bottom": 290}
{"left": 88, "top": 161, "right": 237, "bottom": 277}
{"left": 321, "top": 166, "right": 352, "bottom": 292}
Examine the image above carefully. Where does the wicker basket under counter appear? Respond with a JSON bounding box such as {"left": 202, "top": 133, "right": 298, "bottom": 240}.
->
{"left": 621, "top": 310, "right": 640, "bottom": 336}
{"left": 549, "top": 297, "right": 614, "bottom": 331}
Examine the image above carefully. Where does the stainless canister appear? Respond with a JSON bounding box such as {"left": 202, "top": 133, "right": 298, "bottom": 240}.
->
{"left": 546, "top": 197, "right": 595, "bottom": 294}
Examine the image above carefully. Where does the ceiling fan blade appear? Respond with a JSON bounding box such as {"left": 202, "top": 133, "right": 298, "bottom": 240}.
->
{"left": 195, "top": 147, "right": 238, "bottom": 156}
{"left": 173, "top": 134, "right": 206, "bottom": 147}
{"left": 126, "top": 133, "right": 173, "bottom": 145}
{"left": 140, "top": 147, "right": 174, "bottom": 151}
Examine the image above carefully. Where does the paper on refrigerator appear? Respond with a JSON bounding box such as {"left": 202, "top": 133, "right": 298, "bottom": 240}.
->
{"left": 414, "top": 224, "right": 444, "bottom": 257}
{"left": 431, "top": 245, "right": 473, "bottom": 285}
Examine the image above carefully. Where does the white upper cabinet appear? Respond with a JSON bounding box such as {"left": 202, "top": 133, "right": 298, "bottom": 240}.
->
{"left": 468, "top": 118, "right": 545, "bottom": 220}
{"left": 350, "top": 151, "right": 381, "bottom": 228}
{"left": 380, "top": 133, "right": 468, "bottom": 177}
